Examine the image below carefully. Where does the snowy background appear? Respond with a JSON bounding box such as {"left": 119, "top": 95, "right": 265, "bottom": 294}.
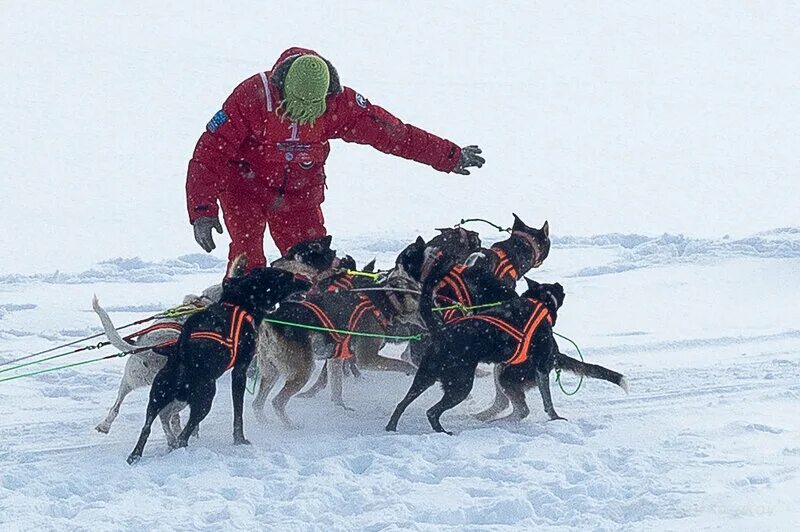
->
{"left": 1, "top": 1, "right": 799, "bottom": 530}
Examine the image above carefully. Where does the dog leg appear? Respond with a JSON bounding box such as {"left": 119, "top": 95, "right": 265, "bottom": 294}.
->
{"left": 492, "top": 378, "right": 530, "bottom": 423}
{"left": 385, "top": 369, "right": 438, "bottom": 432}
{"left": 231, "top": 365, "right": 250, "bottom": 445}
{"left": 175, "top": 381, "right": 216, "bottom": 448}
{"left": 536, "top": 369, "right": 567, "bottom": 421}
{"left": 328, "top": 358, "right": 353, "bottom": 411}
{"left": 170, "top": 407, "right": 187, "bottom": 440}
{"left": 403, "top": 336, "right": 432, "bottom": 369}
{"left": 296, "top": 361, "right": 327, "bottom": 398}
{"left": 272, "top": 361, "right": 313, "bottom": 429}
{"left": 356, "top": 336, "right": 416, "bottom": 375}
{"left": 253, "top": 361, "right": 280, "bottom": 423}
{"left": 344, "top": 358, "right": 361, "bottom": 379}
{"left": 128, "top": 413, "right": 156, "bottom": 465}
{"left": 127, "top": 368, "right": 178, "bottom": 464}
{"left": 364, "top": 354, "right": 417, "bottom": 375}
{"left": 96, "top": 377, "right": 135, "bottom": 434}
{"left": 399, "top": 342, "right": 414, "bottom": 364}
{"left": 159, "top": 409, "right": 178, "bottom": 448}
{"left": 473, "top": 364, "right": 510, "bottom": 422}
{"left": 426, "top": 371, "right": 476, "bottom": 435}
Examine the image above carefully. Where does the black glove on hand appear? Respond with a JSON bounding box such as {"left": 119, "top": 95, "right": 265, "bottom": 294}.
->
{"left": 453, "top": 145, "right": 485, "bottom": 175}
{"left": 193, "top": 216, "right": 223, "bottom": 252}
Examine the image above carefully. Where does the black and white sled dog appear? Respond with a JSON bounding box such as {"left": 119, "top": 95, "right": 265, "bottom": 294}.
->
{"left": 93, "top": 285, "right": 220, "bottom": 443}
{"left": 127, "top": 261, "right": 311, "bottom": 464}
{"left": 386, "top": 278, "right": 628, "bottom": 434}
{"left": 94, "top": 235, "right": 338, "bottom": 442}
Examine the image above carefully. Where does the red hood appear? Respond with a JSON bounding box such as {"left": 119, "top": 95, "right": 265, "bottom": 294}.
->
{"left": 271, "top": 47, "right": 321, "bottom": 72}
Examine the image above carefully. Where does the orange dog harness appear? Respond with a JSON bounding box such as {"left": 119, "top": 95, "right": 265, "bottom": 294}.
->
{"left": 326, "top": 274, "right": 355, "bottom": 292}
{"left": 434, "top": 264, "right": 473, "bottom": 324}
{"left": 490, "top": 247, "right": 518, "bottom": 283}
{"left": 125, "top": 322, "right": 183, "bottom": 348}
{"left": 297, "top": 294, "right": 388, "bottom": 359}
{"left": 188, "top": 304, "right": 255, "bottom": 371}
{"left": 450, "top": 299, "right": 553, "bottom": 365}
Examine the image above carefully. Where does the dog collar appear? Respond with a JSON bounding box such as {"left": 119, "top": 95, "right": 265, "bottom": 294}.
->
{"left": 511, "top": 230, "right": 544, "bottom": 268}
{"left": 419, "top": 248, "right": 443, "bottom": 283}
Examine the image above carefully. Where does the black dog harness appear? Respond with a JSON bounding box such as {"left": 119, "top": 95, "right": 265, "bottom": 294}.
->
{"left": 188, "top": 303, "right": 255, "bottom": 371}
{"left": 449, "top": 299, "right": 553, "bottom": 365}
{"left": 297, "top": 294, "right": 389, "bottom": 360}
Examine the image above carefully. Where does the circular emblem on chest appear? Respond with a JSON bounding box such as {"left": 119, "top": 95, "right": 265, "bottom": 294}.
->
{"left": 284, "top": 152, "right": 294, "bottom": 162}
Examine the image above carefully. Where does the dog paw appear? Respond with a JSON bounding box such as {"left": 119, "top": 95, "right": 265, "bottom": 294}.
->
{"left": 385, "top": 424, "right": 397, "bottom": 432}
{"left": 95, "top": 424, "right": 110, "bottom": 434}
{"left": 548, "top": 415, "right": 568, "bottom": 422}
{"left": 126, "top": 454, "right": 141, "bottom": 465}
{"left": 278, "top": 419, "right": 301, "bottom": 430}
{"left": 233, "top": 437, "right": 251, "bottom": 446}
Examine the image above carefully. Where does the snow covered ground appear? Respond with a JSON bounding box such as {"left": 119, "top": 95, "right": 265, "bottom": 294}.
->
{"left": 1, "top": 232, "right": 798, "bottom": 530}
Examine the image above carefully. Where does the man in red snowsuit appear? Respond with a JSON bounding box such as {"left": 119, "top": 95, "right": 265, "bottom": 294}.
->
{"left": 187, "top": 47, "right": 485, "bottom": 269}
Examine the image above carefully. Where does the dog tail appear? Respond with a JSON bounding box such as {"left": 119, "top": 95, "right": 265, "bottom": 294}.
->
{"left": 555, "top": 353, "right": 629, "bottom": 394}
{"left": 92, "top": 295, "right": 139, "bottom": 353}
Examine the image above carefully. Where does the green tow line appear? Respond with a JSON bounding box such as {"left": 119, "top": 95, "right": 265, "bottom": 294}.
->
{"left": 1, "top": 289, "right": 586, "bottom": 399}
{"left": 0, "top": 302, "right": 205, "bottom": 376}
{"left": 553, "top": 331, "right": 584, "bottom": 395}
{"left": 262, "top": 318, "right": 422, "bottom": 342}
{"left": 0, "top": 352, "right": 128, "bottom": 384}
{"left": 432, "top": 301, "right": 503, "bottom": 313}
{"left": 345, "top": 269, "right": 383, "bottom": 282}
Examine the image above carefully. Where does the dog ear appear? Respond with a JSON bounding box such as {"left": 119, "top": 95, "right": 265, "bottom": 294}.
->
{"left": 512, "top": 213, "right": 524, "bottom": 231}
{"left": 551, "top": 283, "right": 565, "bottom": 307}
{"left": 363, "top": 258, "right": 376, "bottom": 273}
{"left": 321, "top": 235, "right": 333, "bottom": 248}
{"left": 524, "top": 276, "right": 540, "bottom": 292}
{"left": 541, "top": 220, "right": 549, "bottom": 237}
{"left": 228, "top": 255, "right": 248, "bottom": 278}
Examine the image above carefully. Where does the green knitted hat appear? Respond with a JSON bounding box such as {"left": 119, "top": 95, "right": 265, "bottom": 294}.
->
{"left": 278, "top": 55, "right": 331, "bottom": 126}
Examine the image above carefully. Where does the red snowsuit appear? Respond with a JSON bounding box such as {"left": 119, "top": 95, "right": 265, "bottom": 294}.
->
{"left": 186, "top": 47, "right": 462, "bottom": 269}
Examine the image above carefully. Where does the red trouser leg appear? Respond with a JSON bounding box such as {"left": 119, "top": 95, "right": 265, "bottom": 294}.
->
{"left": 266, "top": 202, "right": 327, "bottom": 256}
{"left": 219, "top": 193, "right": 268, "bottom": 272}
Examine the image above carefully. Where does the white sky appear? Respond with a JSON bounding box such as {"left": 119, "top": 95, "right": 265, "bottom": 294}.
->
{"left": 1, "top": 1, "right": 798, "bottom": 273}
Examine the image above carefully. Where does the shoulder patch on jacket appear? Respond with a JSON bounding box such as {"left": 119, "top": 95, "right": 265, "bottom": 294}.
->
{"left": 355, "top": 92, "right": 368, "bottom": 109}
{"left": 207, "top": 110, "right": 229, "bottom": 133}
